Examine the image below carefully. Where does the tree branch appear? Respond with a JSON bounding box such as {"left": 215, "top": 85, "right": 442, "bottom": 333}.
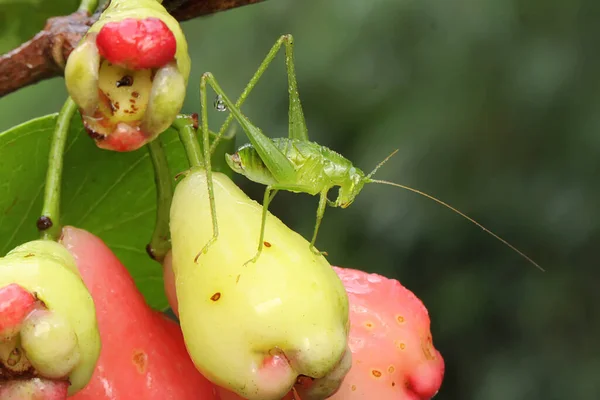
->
{"left": 164, "top": 0, "right": 265, "bottom": 21}
{"left": 0, "top": 0, "right": 266, "bottom": 98}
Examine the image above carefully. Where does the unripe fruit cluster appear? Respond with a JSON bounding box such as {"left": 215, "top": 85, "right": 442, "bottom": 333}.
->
{"left": 64, "top": 0, "right": 190, "bottom": 152}
{"left": 0, "top": 240, "right": 101, "bottom": 397}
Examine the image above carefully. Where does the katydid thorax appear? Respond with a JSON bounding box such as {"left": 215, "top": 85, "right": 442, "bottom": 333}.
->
{"left": 195, "top": 34, "right": 543, "bottom": 271}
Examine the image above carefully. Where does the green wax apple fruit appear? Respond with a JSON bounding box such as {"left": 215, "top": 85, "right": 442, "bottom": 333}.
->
{"left": 169, "top": 169, "right": 350, "bottom": 400}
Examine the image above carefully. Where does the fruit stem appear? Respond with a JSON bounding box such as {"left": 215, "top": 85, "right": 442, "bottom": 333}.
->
{"left": 173, "top": 115, "right": 204, "bottom": 168}
{"left": 39, "top": 98, "right": 77, "bottom": 241}
{"left": 78, "top": 0, "right": 99, "bottom": 14}
{"left": 146, "top": 138, "right": 173, "bottom": 262}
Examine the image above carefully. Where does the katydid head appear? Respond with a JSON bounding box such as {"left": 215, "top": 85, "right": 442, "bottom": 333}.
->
{"left": 334, "top": 149, "right": 399, "bottom": 208}
{"left": 335, "top": 172, "right": 365, "bottom": 208}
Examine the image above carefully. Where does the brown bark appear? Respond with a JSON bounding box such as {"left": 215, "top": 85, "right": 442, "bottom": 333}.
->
{"left": 0, "top": 0, "right": 267, "bottom": 98}
{"left": 164, "top": 0, "right": 266, "bottom": 21}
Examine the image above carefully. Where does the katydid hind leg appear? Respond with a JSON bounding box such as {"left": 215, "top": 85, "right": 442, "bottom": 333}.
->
{"left": 195, "top": 75, "right": 220, "bottom": 262}
{"left": 243, "top": 186, "right": 277, "bottom": 266}
{"left": 282, "top": 34, "right": 309, "bottom": 142}
{"left": 203, "top": 73, "right": 299, "bottom": 183}
{"left": 244, "top": 183, "right": 321, "bottom": 265}
{"left": 210, "top": 34, "right": 307, "bottom": 153}
{"left": 309, "top": 190, "right": 330, "bottom": 256}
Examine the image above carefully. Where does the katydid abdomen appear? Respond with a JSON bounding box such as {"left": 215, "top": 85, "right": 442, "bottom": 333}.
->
{"left": 226, "top": 138, "right": 363, "bottom": 197}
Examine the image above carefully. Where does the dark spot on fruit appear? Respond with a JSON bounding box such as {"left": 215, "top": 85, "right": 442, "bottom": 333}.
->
{"left": 236, "top": 275, "right": 240, "bottom": 284}
{"left": 174, "top": 171, "right": 187, "bottom": 181}
{"left": 130, "top": 98, "right": 136, "bottom": 103}
{"left": 116, "top": 75, "right": 134, "bottom": 87}
{"left": 132, "top": 349, "right": 148, "bottom": 373}
{"left": 388, "top": 365, "right": 395, "bottom": 373}
{"left": 351, "top": 385, "right": 357, "bottom": 391}
{"left": 365, "top": 321, "right": 374, "bottom": 328}
{"left": 264, "top": 241, "right": 272, "bottom": 248}
{"left": 85, "top": 127, "right": 107, "bottom": 141}
{"left": 422, "top": 335, "right": 435, "bottom": 360}
{"left": 132, "top": 91, "right": 140, "bottom": 98}
{"left": 396, "top": 315, "right": 405, "bottom": 324}
{"left": 107, "top": 100, "right": 117, "bottom": 114}
{"left": 211, "top": 292, "right": 221, "bottom": 301}
{"left": 36, "top": 216, "right": 52, "bottom": 230}
{"left": 372, "top": 369, "right": 382, "bottom": 378}
{"left": 392, "top": 381, "right": 396, "bottom": 387}
{"left": 24, "top": 253, "right": 34, "bottom": 258}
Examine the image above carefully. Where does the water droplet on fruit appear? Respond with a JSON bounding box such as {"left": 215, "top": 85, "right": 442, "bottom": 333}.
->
{"left": 214, "top": 95, "right": 227, "bottom": 112}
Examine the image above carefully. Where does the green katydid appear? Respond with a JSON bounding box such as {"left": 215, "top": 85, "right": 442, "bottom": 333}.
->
{"left": 195, "top": 34, "right": 543, "bottom": 271}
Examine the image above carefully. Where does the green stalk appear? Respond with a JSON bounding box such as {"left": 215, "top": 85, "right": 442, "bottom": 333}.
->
{"left": 78, "top": 0, "right": 99, "bottom": 14}
{"left": 146, "top": 138, "right": 174, "bottom": 262}
{"left": 173, "top": 115, "right": 203, "bottom": 168}
{"left": 39, "top": 98, "right": 77, "bottom": 241}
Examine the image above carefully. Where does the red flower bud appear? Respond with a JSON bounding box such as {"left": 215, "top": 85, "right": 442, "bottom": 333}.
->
{"left": 96, "top": 18, "right": 177, "bottom": 70}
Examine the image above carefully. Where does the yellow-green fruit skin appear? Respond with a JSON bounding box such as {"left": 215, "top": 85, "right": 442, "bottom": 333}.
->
{"left": 170, "top": 169, "right": 350, "bottom": 400}
{"left": 1, "top": 240, "right": 101, "bottom": 395}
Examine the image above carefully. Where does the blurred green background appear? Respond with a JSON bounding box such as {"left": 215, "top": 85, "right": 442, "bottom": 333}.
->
{"left": 1, "top": 0, "right": 598, "bottom": 399}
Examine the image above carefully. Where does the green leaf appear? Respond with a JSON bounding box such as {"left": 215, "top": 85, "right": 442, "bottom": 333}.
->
{"left": 0, "top": 114, "right": 214, "bottom": 310}
{"left": 0, "top": 0, "right": 80, "bottom": 54}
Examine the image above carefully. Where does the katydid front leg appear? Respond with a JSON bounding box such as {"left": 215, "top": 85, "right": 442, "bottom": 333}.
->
{"left": 309, "top": 190, "right": 330, "bottom": 256}
{"left": 202, "top": 72, "right": 298, "bottom": 181}
{"left": 197, "top": 74, "right": 221, "bottom": 260}
{"left": 170, "top": 116, "right": 220, "bottom": 262}
{"left": 244, "top": 181, "right": 320, "bottom": 266}
{"left": 243, "top": 186, "right": 278, "bottom": 267}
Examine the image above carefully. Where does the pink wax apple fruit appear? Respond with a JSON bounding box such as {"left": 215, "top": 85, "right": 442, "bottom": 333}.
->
{"left": 59, "top": 226, "right": 219, "bottom": 400}
{"left": 163, "top": 256, "right": 445, "bottom": 399}
{"left": 0, "top": 283, "right": 37, "bottom": 341}
{"left": 0, "top": 378, "right": 69, "bottom": 400}
{"left": 324, "top": 267, "right": 445, "bottom": 399}
{"left": 0, "top": 240, "right": 101, "bottom": 399}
